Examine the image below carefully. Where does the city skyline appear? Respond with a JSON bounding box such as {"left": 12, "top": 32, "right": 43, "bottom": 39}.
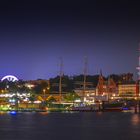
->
{"left": 0, "top": 2, "right": 140, "bottom": 140}
{"left": 0, "top": 0, "right": 140, "bottom": 80}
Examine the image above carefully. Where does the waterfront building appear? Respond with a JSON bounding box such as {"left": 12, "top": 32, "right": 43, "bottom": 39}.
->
{"left": 96, "top": 72, "right": 117, "bottom": 101}
{"left": 118, "top": 82, "right": 139, "bottom": 97}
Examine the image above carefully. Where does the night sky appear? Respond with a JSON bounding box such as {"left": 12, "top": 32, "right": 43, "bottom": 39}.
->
{"left": 0, "top": 0, "right": 140, "bottom": 80}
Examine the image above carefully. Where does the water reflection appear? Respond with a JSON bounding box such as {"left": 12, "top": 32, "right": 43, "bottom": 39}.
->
{"left": 131, "top": 114, "right": 140, "bottom": 126}
{"left": 0, "top": 112, "right": 140, "bottom": 140}
{"left": 97, "top": 112, "right": 103, "bottom": 115}
{"left": 39, "top": 112, "right": 48, "bottom": 115}
{"left": 0, "top": 112, "right": 5, "bottom": 115}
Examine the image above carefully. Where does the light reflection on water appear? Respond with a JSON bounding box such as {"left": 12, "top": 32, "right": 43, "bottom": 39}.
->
{"left": 39, "top": 112, "right": 48, "bottom": 116}
{"left": 0, "top": 112, "right": 140, "bottom": 140}
{"left": 0, "top": 111, "right": 5, "bottom": 115}
{"left": 131, "top": 114, "right": 140, "bottom": 125}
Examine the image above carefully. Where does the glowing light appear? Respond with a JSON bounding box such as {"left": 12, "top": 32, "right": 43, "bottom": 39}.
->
{"left": 34, "top": 101, "right": 41, "bottom": 104}
{"left": 131, "top": 114, "right": 140, "bottom": 125}
{"left": 45, "top": 107, "right": 48, "bottom": 111}
{"left": 1, "top": 75, "right": 19, "bottom": 82}
{"left": 75, "top": 99, "right": 81, "bottom": 102}
{"left": 10, "top": 111, "right": 17, "bottom": 115}
{"left": 122, "top": 107, "right": 129, "bottom": 110}
{"left": 9, "top": 99, "right": 16, "bottom": 103}
{"left": 113, "top": 94, "right": 116, "bottom": 97}
{"left": 23, "top": 98, "right": 29, "bottom": 102}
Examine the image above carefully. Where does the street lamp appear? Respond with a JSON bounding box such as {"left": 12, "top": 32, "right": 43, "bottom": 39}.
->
{"left": 43, "top": 89, "right": 46, "bottom": 101}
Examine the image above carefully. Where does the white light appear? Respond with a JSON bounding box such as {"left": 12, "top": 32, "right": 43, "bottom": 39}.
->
{"left": 75, "top": 99, "right": 81, "bottom": 102}
{"left": 9, "top": 99, "right": 16, "bottom": 103}
{"left": 1, "top": 75, "right": 19, "bottom": 82}
{"left": 113, "top": 94, "right": 116, "bottom": 97}
{"left": 5, "top": 94, "right": 8, "bottom": 97}
{"left": 34, "top": 101, "right": 41, "bottom": 104}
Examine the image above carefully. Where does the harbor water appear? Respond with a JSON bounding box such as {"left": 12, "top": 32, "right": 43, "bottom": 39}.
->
{"left": 0, "top": 112, "right": 140, "bottom": 140}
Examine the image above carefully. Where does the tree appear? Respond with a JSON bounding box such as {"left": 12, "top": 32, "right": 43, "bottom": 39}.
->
{"left": 63, "top": 92, "right": 80, "bottom": 102}
{"left": 33, "top": 80, "right": 49, "bottom": 94}
{"left": 46, "top": 95, "right": 57, "bottom": 103}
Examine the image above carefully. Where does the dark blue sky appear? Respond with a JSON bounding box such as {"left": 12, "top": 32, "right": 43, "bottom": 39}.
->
{"left": 0, "top": 0, "right": 140, "bottom": 80}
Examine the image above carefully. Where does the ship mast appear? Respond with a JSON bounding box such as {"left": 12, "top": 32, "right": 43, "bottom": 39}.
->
{"left": 136, "top": 48, "right": 140, "bottom": 98}
{"left": 59, "top": 57, "right": 63, "bottom": 103}
{"left": 83, "top": 56, "right": 88, "bottom": 102}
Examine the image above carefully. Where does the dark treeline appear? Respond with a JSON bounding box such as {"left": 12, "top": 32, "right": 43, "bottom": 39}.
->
{"left": 50, "top": 74, "right": 102, "bottom": 92}
{"left": 0, "top": 73, "right": 134, "bottom": 94}
{"left": 49, "top": 73, "right": 134, "bottom": 92}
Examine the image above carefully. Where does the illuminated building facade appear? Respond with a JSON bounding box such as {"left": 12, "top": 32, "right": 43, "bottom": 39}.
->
{"left": 118, "top": 83, "right": 138, "bottom": 97}
{"left": 97, "top": 73, "right": 117, "bottom": 100}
